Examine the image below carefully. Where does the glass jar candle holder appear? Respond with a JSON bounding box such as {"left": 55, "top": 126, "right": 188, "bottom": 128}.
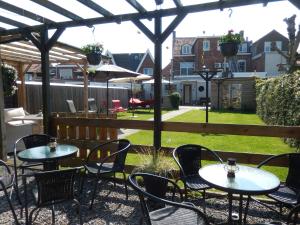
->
{"left": 225, "top": 158, "right": 238, "bottom": 178}
{"left": 48, "top": 137, "right": 57, "bottom": 151}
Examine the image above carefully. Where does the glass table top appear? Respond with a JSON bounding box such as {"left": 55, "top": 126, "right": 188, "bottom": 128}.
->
{"left": 17, "top": 144, "right": 79, "bottom": 162}
{"left": 199, "top": 164, "right": 280, "bottom": 195}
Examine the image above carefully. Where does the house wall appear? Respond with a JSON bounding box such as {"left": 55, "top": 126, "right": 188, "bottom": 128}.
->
{"left": 265, "top": 52, "right": 287, "bottom": 76}
{"left": 211, "top": 77, "right": 256, "bottom": 111}
{"left": 138, "top": 54, "right": 154, "bottom": 74}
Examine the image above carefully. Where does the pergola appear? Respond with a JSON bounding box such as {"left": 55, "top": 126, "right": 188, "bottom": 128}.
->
{"left": 0, "top": 0, "right": 299, "bottom": 159}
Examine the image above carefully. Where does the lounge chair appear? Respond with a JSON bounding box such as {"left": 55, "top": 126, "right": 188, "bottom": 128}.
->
{"left": 110, "top": 100, "right": 127, "bottom": 113}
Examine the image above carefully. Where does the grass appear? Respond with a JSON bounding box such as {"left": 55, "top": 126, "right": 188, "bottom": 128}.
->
{"left": 125, "top": 109, "right": 295, "bottom": 180}
{"left": 116, "top": 108, "right": 170, "bottom": 120}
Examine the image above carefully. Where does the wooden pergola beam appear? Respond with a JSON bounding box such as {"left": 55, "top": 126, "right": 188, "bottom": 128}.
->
{"left": 0, "top": 0, "right": 283, "bottom": 36}
{"left": 288, "top": 0, "right": 300, "bottom": 9}
{"left": 0, "top": 15, "right": 27, "bottom": 28}
{"left": 126, "top": 0, "right": 148, "bottom": 14}
{"left": 0, "top": 0, "right": 53, "bottom": 23}
{"left": 173, "top": 0, "right": 183, "bottom": 7}
{"left": 30, "top": 0, "right": 83, "bottom": 21}
{"left": 76, "top": 0, "right": 114, "bottom": 17}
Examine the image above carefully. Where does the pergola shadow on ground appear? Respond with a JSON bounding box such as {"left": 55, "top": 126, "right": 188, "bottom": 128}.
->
{"left": 0, "top": 0, "right": 299, "bottom": 159}
{"left": 0, "top": 178, "right": 286, "bottom": 225}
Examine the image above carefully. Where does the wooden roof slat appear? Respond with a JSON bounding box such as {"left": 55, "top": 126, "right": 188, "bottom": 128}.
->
{"left": 0, "top": 0, "right": 53, "bottom": 24}
{"left": 30, "top": 0, "right": 83, "bottom": 21}
{"left": 0, "top": 15, "right": 28, "bottom": 28}
{"left": 173, "top": 0, "right": 183, "bottom": 7}
{"left": 0, "top": 0, "right": 284, "bottom": 36}
{"left": 126, "top": 0, "right": 148, "bottom": 14}
{"left": 0, "top": 51, "right": 42, "bottom": 61}
{"left": 0, "top": 55, "right": 33, "bottom": 63}
{"left": 76, "top": 0, "right": 114, "bottom": 17}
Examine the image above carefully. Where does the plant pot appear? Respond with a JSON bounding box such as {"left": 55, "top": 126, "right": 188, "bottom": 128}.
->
{"left": 144, "top": 175, "right": 168, "bottom": 198}
{"left": 220, "top": 42, "right": 239, "bottom": 57}
{"left": 144, "top": 175, "right": 168, "bottom": 210}
{"left": 86, "top": 52, "right": 101, "bottom": 65}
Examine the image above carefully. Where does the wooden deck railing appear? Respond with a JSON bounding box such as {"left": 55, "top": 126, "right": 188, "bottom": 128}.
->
{"left": 51, "top": 115, "right": 300, "bottom": 171}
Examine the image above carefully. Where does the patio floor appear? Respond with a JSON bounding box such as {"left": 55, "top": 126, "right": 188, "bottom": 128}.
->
{"left": 0, "top": 179, "right": 286, "bottom": 225}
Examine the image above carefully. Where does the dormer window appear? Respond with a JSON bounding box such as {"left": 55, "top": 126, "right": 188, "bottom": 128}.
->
{"left": 181, "top": 44, "right": 192, "bottom": 55}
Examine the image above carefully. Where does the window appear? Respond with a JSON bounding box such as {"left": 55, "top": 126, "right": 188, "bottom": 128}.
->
{"left": 264, "top": 42, "right": 271, "bottom": 52}
{"left": 276, "top": 41, "right": 282, "bottom": 50}
{"left": 181, "top": 44, "right": 192, "bottom": 55}
{"left": 237, "top": 60, "right": 246, "bottom": 72}
{"left": 217, "top": 40, "right": 221, "bottom": 51}
{"left": 203, "top": 40, "right": 210, "bottom": 51}
{"left": 180, "top": 62, "right": 194, "bottom": 76}
{"left": 59, "top": 68, "right": 73, "bottom": 79}
{"left": 239, "top": 43, "right": 247, "bottom": 53}
{"left": 143, "top": 68, "right": 153, "bottom": 75}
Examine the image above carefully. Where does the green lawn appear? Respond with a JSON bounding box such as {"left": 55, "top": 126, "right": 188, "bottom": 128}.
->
{"left": 125, "top": 109, "right": 295, "bottom": 180}
{"left": 116, "top": 109, "right": 170, "bottom": 120}
{"left": 126, "top": 110, "right": 295, "bottom": 155}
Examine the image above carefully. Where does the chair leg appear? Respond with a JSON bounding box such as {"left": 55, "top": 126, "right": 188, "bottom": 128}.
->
{"left": 184, "top": 185, "right": 188, "bottom": 201}
{"left": 202, "top": 189, "right": 206, "bottom": 214}
{"left": 122, "top": 172, "right": 128, "bottom": 199}
{"left": 243, "top": 195, "right": 250, "bottom": 224}
{"left": 113, "top": 172, "right": 116, "bottom": 188}
{"left": 74, "top": 199, "right": 83, "bottom": 225}
{"left": 51, "top": 204, "right": 55, "bottom": 225}
{"left": 89, "top": 178, "right": 99, "bottom": 209}
{"left": 29, "top": 207, "right": 39, "bottom": 225}
{"left": 2, "top": 185, "right": 20, "bottom": 225}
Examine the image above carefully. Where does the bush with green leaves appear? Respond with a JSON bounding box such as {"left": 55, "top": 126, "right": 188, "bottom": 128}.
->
{"left": 256, "top": 70, "right": 300, "bottom": 149}
{"left": 1, "top": 64, "right": 18, "bottom": 97}
{"left": 81, "top": 42, "right": 103, "bottom": 54}
{"left": 169, "top": 92, "right": 181, "bottom": 109}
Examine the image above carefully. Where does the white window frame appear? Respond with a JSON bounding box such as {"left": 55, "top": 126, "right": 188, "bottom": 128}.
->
{"left": 203, "top": 40, "right": 210, "bottom": 51}
{"left": 275, "top": 41, "right": 282, "bottom": 50}
{"left": 181, "top": 44, "right": 192, "bottom": 55}
{"left": 239, "top": 43, "right": 247, "bottom": 53}
{"left": 180, "top": 62, "right": 194, "bottom": 76}
{"left": 264, "top": 41, "right": 271, "bottom": 52}
{"left": 237, "top": 60, "right": 246, "bottom": 72}
{"left": 143, "top": 68, "right": 153, "bottom": 75}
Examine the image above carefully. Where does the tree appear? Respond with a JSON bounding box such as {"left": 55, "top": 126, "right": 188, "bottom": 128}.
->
{"left": 272, "top": 15, "right": 300, "bottom": 73}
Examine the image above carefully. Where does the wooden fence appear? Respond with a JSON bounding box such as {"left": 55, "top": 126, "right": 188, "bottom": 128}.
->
{"left": 51, "top": 115, "right": 300, "bottom": 171}
{"left": 21, "top": 82, "right": 128, "bottom": 113}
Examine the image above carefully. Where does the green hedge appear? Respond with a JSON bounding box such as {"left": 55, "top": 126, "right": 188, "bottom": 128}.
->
{"left": 169, "top": 92, "right": 181, "bottom": 110}
{"left": 256, "top": 70, "right": 300, "bottom": 149}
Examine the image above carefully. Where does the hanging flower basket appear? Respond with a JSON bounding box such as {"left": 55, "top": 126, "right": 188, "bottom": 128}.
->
{"left": 86, "top": 52, "right": 101, "bottom": 65}
{"left": 220, "top": 42, "right": 239, "bottom": 57}
{"left": 81, "top": 43, "right": 103, "bottom": 65}
{"left": 219, "top": 30, "right": 243, "bottom": 57}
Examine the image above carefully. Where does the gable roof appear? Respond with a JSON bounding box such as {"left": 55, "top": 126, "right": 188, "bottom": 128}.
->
{"left": 252, "top": 29, "right": 289, "bottom": 45}
{"left": 110, "top": 53, "right": 144, "bottom": 72}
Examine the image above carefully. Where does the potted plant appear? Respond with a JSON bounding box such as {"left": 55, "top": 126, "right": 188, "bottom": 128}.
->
{"left": 81, "top": 42, "right": 103, "bottom": 65}
{"left": 133, "top": 147, "right": 176, "bottom": 199}
{"left": 1, "top": 63, "right": 18, "bottom": 97}
{"left": 219, "top": 30, "right": 244, "bottom": 57}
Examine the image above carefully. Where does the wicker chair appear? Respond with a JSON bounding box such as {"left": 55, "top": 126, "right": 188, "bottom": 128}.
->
{"left": 244, "top": 153, "right": 300, "bottom": 223}
{"left": 0, "top": 160, "right": 20, "bottom": 225}
{"left": 13, "top": 134, "right": 51, "bottom": 201}
{"left": 88, "top": 98, "right": 98, "bottom": 113}
{"left": 23, "top": 168, "right": 82, "bottom": 225}
{"left": 128, "top": 173, "right": 209, "bottom": 225}
{"left": 83, "top": 139, "right": 131, "bottom": 209}
{"left": 172, "top": 144, "right": 223, "bottom": 211}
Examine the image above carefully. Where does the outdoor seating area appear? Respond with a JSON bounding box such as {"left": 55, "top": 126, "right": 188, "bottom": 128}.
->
{"left": 129, "top": 98, "right": 155, "bottom": 110}
{"left": 1, "top": 135, "right": 300, "bottom": 225}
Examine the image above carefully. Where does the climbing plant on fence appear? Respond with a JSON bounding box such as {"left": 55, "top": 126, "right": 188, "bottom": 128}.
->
{"left": 256, "top": 70, "right": 300, "bottom": 149}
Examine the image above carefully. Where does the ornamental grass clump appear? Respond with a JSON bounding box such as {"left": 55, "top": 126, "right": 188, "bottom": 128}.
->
{"left": 133, "top": 147, "right": 176, "bottom": 177}
{"left": 219, "top": 29, "right": 244, "bottom": 44}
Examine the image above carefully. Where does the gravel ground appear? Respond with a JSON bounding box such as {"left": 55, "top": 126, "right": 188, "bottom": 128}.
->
{"left": 0, "top": 179, "right": 288, "bottom": 225}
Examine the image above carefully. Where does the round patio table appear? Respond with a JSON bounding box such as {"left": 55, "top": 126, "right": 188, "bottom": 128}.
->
{"left": 199, "top": 164, "right": 280, "bottom": 225}
{"left": 17, "top": 144, "right": 79, "bottom": 170}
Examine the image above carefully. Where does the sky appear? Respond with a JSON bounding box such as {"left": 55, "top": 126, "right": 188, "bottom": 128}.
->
{"left": 1, "top": 0, "right": 299, "bottom": 67}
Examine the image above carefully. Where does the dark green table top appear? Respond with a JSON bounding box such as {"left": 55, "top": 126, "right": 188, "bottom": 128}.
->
{"left": 199, "top": 164, "right": 280, "bottom": 195}
{"left": 17, "top": 144, "right": 79, "bottom": 162}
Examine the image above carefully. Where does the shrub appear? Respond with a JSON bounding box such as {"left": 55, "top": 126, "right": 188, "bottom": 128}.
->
{"left": 169, "top": 92, "right": 181, "bottom": 109}
{"left": 1, "top": 64, "right": 18, "bottom": 97}
{"left": 256, "top": 70, "right": 300, "bottom": 149}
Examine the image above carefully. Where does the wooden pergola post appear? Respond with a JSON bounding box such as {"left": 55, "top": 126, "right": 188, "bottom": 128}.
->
{"left": 17, "top": 63, "right": 31, "bottom": 110}
{"left": 0, "top": 58, "right": 7, "bottom": 160}
{"left": 76, "top": 62, "right": 89, "bottom": 116}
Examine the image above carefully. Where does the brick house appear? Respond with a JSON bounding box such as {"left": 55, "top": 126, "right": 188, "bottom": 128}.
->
{"left": 171, "top": 31, "right": 252, "bottom": 105}
{"left": 251, "top": 30, "right": 289, "bottom": 76}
